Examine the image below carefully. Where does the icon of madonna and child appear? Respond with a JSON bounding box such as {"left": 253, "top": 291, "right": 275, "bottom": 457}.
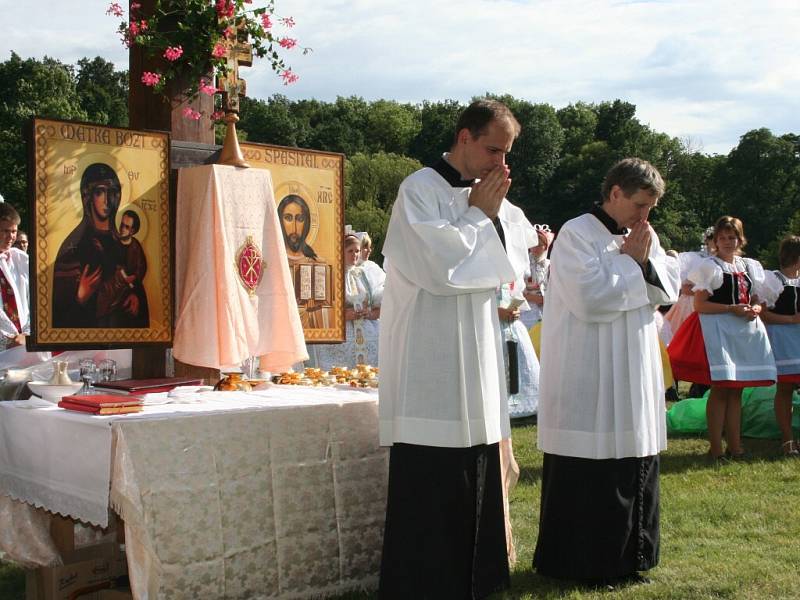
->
{"left": 52, "top": 163, "right": 149, "bottom": 329}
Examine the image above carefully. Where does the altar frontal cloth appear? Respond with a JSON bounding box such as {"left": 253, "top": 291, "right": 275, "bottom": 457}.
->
{"left": 174, "top": 165, "right": 308, "bottom": 371}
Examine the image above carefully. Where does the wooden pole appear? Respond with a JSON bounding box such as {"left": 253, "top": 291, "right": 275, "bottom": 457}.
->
{"left": 128, "top": 0, "right": 217, "bottom": 380}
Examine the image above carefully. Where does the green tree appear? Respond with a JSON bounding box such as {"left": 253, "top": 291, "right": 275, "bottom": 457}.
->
{"left": 490, "top": 96, "right": 564, "bottom": 217}
{"left": 344, "top": 152, "right": 422, "bottom": 260}
{"left": 239, "top": 94, "right": 309, "bottom": 147}
{"left": 407, "top": 100, "right": 463, "bottom": 167}
{"left": 75, "top": 56, "right": 128, "bottom": 127}
{"left": 557, "top": 102, "right": 598, "bottom": 156}
{"left": 306, "top": 96, "right": 370, "bottom": 156}
{"left": 364, "top": 100, "right": 421, "bottom": 155}
{"left": 0, "top": 53, "right": 89, "bottom": 224}
{"left": 541, "top": 140, "right": 615, "bottom": 227}
{"left": 345, "top": 200, "right": 391, "bottom": 265}
{"left": 719, "top": 129, "right": 800, "bottom": 258}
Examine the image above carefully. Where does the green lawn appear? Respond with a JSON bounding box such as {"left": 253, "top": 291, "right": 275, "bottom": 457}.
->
{"left": 3, "top": 422, "right": 799, "bottom": 600}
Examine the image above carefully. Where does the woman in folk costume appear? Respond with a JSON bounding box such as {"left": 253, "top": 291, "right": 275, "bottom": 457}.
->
{"left": 313, "top": 234, "right": 382, "bottom": 369}
{"left": 519, "top": 225, "right": 552, "bottom": 331}
{"left": 358, "top": 232, "right": 387, "bottom": 295}
{"left": 759, "top": 235, "right": 800, "bottom": 456}
{"left": 500, "top": 219, "right": 542, "bottom": 419}
{"left": 668, "top": 216, "right": 776, "bottom": 459}
{"left": 664, "top": 226, "right": 716, "bottom": 335}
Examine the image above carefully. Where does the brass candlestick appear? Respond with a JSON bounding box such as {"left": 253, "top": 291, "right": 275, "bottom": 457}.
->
{"left": 217, "top": 111, "right": 249, "bottom": 168}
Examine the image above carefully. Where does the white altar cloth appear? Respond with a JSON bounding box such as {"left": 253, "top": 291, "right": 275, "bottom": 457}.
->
{"left": 0, "top": 386, "right": 388, "bottom": 599}
{"left": 0, "top": 399, "right": 115, "bottom": 527}
{"left": 0, "top": 387, "right": 376, "bottom": 528}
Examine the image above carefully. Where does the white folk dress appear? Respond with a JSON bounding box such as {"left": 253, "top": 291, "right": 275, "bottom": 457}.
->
{"left": 761, "top": 270, "right": 800, "bottom": 381}
{"left": 496, "top": 204, "right": 540, "bottom": 418}
{"left": 687, "top": 256, "right": 777, "bottom": 384}
{"left": 664, "top": 249, "right": 710, "bottom": 335}
{"left": 313, "top": 265, "right": 383, "bottom": 369}
{"left": 519, "top": 254, "right": 549, "bottom": 330}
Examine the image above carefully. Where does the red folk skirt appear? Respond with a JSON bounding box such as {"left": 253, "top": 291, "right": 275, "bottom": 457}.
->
{"left": 667, "top": 313, "right": 774, "bottom": 389}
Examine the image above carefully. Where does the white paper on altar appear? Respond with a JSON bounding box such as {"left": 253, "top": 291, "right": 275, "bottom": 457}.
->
{"left": 173, "top": 165, "right": 308, "bottom": 372}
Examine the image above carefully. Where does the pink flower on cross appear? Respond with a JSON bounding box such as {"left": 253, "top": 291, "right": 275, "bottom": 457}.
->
{"left": 182, "top": 107, "right": 202, "bottom": 121}
{"left": 278, "top": 37, "right": 297, "bottom": 50}
{"left": 215, "top": 0, "right": 234, "bottom": 18}
{"left": 163, "top": 46, "right": 183, "bottom": 61}
{"left": 199, "top": 79, "right": 217, "bottom": 96}
{"left": 106, "top": 2, "right": 123, "bottom": 17}
{"left": 141, "top": 71, "right": 161, "bottom": 87}
{"left": 212, "top": 43, "right": 227, "bottom": 58}
{"left": 261, "top": 14, "right": 272, "bottom": 29}
{"left": 128, "top": 19, "right": 148, "bottom": 36}
{"left": 280, "top": 69, "right": 299, "bottom": 85}
{"left": 211, "top": 110, "right": 226, "bottom": 121}
{"left": 280, "top": 17, "right": 295, "bottom": 28}
{"left": 223, "top": 25, "right": 236, "bottom": 39}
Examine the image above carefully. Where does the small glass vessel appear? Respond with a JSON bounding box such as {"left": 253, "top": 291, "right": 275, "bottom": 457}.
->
{"left": 213, "top": 372, "right": 253, "bottom": 392}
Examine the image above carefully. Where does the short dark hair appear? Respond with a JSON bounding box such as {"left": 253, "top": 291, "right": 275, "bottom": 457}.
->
{"left": 778, "top": 235, "right": 800, "bottom": 269}
{"left": 601, "top": 158, "right": 665, "bottom": 202}
{"left": 453, "top": 99, "right": 521, "bottom": 146}
{"left": 713, "top": 215, "right": 747, "bottom": 254}
{"left": 122, "top": 209, "right": 140, "bottom": 235}
{"left": 0, "top": 203, "right": 21, "bottom": 225}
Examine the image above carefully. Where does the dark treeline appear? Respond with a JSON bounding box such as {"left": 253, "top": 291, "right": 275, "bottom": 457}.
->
{"left": 2, "top": 53, "right": 798, "bottom": 265}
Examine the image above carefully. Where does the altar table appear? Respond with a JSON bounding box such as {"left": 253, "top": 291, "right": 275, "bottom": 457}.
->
{"left": 0, "top": 387, "right": 388, "bottom": 599}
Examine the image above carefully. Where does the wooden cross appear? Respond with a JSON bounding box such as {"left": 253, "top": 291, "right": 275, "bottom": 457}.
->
{"left": 219, "top": 31, "right": 253, "bottom": 114}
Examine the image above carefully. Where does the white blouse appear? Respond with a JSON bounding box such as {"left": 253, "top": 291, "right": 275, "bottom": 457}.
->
{"left": 689, "top": 256, "right": 767, "bottom": 296}
{"left": 760, "top": 270, "right": 798, "bottom": 309}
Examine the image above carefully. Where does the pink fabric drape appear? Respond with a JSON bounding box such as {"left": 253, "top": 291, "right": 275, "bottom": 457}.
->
{"left": 174, "top": 165, "right": 308, "bottom": 371}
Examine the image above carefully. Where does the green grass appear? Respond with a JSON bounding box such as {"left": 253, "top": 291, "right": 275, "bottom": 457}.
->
{"left": 3, "top": 423, "right": 799, "bottom": 600}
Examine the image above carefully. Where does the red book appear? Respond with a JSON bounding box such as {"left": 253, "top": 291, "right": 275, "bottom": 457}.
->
{"left": 93, "top": 377, "right": 204, "bottom": 394}
{"left": 61, "top": 394, "right": 143, "bottom": 408}
{"left": 58, "top": 399, "right": 143, "bottom": 415}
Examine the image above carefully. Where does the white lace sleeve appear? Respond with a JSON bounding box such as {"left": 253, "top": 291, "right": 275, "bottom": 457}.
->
{"left": 741, "top": 257, "right": 766, "bottom": 285}
{"left": 688, "top": 258, "right": 722, "bottom": 294}
{"left": 678, "top": 251, "right": 703, "bottom": 282}
{"left": 758, "top": 270, "right": 785, "bottom": 308}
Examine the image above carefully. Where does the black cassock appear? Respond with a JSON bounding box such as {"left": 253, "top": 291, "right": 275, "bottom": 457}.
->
{"left": 533, "top": 452, "right": 660, "bottom": 581}
{"left": 378, "top": 442, "right": 510, "bottom": 600}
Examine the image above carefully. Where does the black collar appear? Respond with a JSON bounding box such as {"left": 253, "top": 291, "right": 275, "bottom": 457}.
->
{"left": 432, "top": 157, "right": 476, "bottom": 188}
{"left": 590, "top": 205, "right": 628, "bottom": 235}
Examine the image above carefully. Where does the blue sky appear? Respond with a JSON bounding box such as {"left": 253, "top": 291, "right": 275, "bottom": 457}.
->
{"left": 2, "top": 0, "right": 798, "bottom": 154}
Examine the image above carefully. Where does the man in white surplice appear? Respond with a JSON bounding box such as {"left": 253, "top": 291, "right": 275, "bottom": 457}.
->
{"left": 378, "top": 100, "right": 532, "bottom": 599}
{"left": 533, "top": 158, "right": 680, "bottom": 584}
